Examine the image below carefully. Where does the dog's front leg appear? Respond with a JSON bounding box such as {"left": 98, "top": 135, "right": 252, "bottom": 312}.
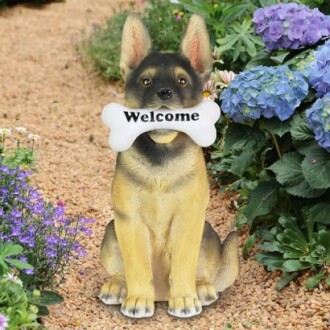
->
{"left": 168, "top": 199, "right": 207, "bottom": 318}
{"left": 114, "top": 216, "right": 155, "bottom": 318}
{"left": 112, "top": 172, "right": 155, "bottom": 318}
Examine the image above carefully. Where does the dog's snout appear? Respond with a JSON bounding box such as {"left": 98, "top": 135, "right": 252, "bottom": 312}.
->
{"left": 157, "top": 88, "right": 173, "bottom": 100}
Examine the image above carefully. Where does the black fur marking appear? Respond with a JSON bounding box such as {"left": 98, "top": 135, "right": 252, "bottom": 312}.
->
{"left": 133, "top": 133, "right": 186, "bottom": 166}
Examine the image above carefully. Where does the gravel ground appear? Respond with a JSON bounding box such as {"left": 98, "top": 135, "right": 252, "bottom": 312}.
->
{"left": 0, "top": 1, "right": 329, "bottom": 329}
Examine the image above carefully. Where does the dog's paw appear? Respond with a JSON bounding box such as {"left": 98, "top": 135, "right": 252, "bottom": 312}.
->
{"left": 168, "top": 296, "right": 202, "bottom": 318}
{"left": 196, "top": 280, "right": 219, "bottom": 306}
{"left": 99, "top": 277, "right": 127, "bottom": 305}
{"left": 120, "top": 296, "right": 154, "bottom": 318}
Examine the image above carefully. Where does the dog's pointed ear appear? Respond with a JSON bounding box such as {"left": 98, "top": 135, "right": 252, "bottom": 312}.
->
{"left": 180, "top": 14, "right": 213, "bottom": 84}
{"left": 120, "top": 14, "right": 152, "bottom": 81}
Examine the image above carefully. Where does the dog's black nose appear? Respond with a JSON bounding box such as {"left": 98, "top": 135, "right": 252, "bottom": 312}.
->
{"left": 157, "top": 88, "right": 173, "bottom": 100}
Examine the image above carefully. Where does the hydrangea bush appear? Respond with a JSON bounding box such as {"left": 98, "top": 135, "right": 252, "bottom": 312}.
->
{"left": 212, "top": 2, "right": 330, "bottom": 291}
{"left": 253, "top": 2, "right": 330, "bottom": 50}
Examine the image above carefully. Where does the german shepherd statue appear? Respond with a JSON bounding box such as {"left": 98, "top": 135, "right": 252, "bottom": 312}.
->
{"left": 99, "top": 13, "right": 239, "bottom": 318}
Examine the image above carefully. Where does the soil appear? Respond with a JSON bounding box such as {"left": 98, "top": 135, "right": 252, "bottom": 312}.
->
{"left": 0, "top": 1, "right": 329, "bottom": 329}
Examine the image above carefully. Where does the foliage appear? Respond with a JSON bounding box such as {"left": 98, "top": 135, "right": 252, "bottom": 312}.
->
{"left": 0, "top": 240, "right": 33, "bottom": 277}
{"left": 0, "top": 274, "right": 40, "bottom": 329}
{"left": 255, "top": 215, "right": 330, "bottom": 290}
{"left": 83, "top": 0, "right": 189, "bottom": 81}
{"left": 0, "top": 127, "right": 38, "bottom": 170}
{"left": 0, "top": 165, "right": 94, "bottom": 289}
{"left": 211, "top": 1, "right": 330, "bottom": 290}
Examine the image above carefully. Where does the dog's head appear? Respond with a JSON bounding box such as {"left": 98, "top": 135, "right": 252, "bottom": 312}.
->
{"left": 120, "top": 14, "right": 212, "bottom": 144}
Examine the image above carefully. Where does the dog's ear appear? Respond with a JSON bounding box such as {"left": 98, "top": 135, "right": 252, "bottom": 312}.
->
{"left": 120, "top": 14, "right": 152, "bottom": 81}
{"left": 180, "top": 14, "right": 213, "bottom": 84}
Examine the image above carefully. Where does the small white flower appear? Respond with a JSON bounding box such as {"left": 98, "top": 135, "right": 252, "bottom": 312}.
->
{"left": 0, "top": 128, "right": 12, "bottom": 136}
{"left": 15, "top": 127, "right": 27, "bottom": 134}
{"left": 28, "top": 134, "right": 40, "bottom": 141}
{"left": 202, "top": 81, "right": 219, "bottom": 101}
{"left": 211, "top": 69, "right": 236, "bottom": 89}
{"left": 3, "top": 273, "right": 23, "bottom": 287}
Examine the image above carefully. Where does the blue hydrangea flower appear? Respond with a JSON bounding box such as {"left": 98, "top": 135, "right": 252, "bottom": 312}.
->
{"left": 220, "top": 65, "right": 308, "bottom": 123}
{"left": 306, "top": 93, "right": 330, "bottom": 152}
{"left": 253, "top": 3, "right": 330, "bottom": 50}
{"left": 309, "top": 39, "right": 330, "bottom": 97}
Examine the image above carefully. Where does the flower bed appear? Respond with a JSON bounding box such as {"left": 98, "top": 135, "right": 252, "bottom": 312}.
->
{"left": 0, "top": 128, "right": 94, "bottom": 328}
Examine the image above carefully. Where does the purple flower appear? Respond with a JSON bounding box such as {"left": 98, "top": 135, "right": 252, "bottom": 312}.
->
{"left": 306, "top": 93, "right": 330, "bottom": 152}
{"left": 309, "top": 39, "right": 330, "bottom": 97}
{"left": 0, "top": 313, "right": 9, "bottom": 330}
{"left": 0, "top": 165, "right": 94, "bottom": 288}
{"left": 253, "top": 3, "right": 330, "bottom": 50}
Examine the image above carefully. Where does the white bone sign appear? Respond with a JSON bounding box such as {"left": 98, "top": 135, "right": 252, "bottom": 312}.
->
{"left": 102, "top": 99, "right": 221, "bottom": 152}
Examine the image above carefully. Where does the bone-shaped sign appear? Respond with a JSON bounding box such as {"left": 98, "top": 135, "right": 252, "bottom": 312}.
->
{"left": 102, "top": 100, "right": 221, "bottom": 152}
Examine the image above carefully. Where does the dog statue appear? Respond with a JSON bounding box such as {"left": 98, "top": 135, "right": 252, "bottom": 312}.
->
{"left": 99, "top": 13, "right": 239, "bottom": 318}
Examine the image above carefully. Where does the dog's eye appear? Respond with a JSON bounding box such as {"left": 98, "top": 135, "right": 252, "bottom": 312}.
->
{"left": 177, "top": 77, "right": 187, "bottom": 87}
{"left": 141, "top": 77, "right": 152, "bottom": 87}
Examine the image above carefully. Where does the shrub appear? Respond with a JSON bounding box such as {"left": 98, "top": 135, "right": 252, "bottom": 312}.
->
{"left": 211, "top": 2, "right": 330, "bottom": 290}
{"left": 84, "top": 0, "right": 189, "bottom": 81}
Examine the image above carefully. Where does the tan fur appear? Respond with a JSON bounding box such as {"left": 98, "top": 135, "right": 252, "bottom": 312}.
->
{"left": 99, "top": 14, "right": 239, "bottom": 319}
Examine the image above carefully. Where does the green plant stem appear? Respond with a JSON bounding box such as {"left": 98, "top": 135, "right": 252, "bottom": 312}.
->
{"left": 272, "top": 134, "right": 281, "bottom": 158}
{"left": 306, "top": 217, "right": 314, "bottom": 244}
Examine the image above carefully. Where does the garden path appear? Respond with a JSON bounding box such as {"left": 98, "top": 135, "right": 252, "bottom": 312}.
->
{"left": 0, "top": 1, "right": 328, "bottom": 329}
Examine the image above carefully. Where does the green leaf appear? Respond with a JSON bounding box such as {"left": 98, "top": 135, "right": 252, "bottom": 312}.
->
{"left": 269, "top": 152, "right": 327, "bottom": 198}
{"left": 290, "top": 113, "right": 314, "bottom": 142}
{"left": 270, "top": 51, "right": 290, "bottom": 64}
{"left": 275, "top": 272, "right": 299, "bottom": 291}
{"left": 230, "top": 150, "right": 256, "bottom": 176}
{"left": 282, "top": 260, "right": 310, "bottom": 272}
{"left": 243, "top": 180, "right": 279, "bottom": 225}
{"left": 310, "top": 202, "right": 330, "bottom": 224}
{"left": 4, "top": 258, "right": 34, "bottom": 270}
{"left": 301, "top": 146, "right": 330, "bottom": 189}
{"left": 262, "top": 117, "right": 292, "bottom": 137}
{"left": 242, "top": 233, "right": 258, "bottom": 260}
{"left": 278, "top": 216, "right": 309, "bottom": 250}
{"left": 241, "top": 35, "right": 257, "bottom": 57}
{"left": 254, "top": 252, "right": 284, "bottom": 271}
{"left": 232, "top": 38, "right": 242, "bottom": 62}
{"left": 317, "top": 230, "right": 330, "bottom": 263}
{"left": 28, "top": 290, "right": 64, "bottom": 306}
{"left": 305, "top": 272, "right": 324, "bottom": 290}
{"left": 269, "top": 152, "right": 303, "bottom": 186}
{"left": 259, "top": 0, "right": 277, "bottom": 7}
{"left": 217, "top": 35, "right": 240, "bottom": 53}
{"left": 1, "top": 241, "right": 23, "bottom": 257}
{"left": 224, "top": 123, "right": 266, "bottom": 153}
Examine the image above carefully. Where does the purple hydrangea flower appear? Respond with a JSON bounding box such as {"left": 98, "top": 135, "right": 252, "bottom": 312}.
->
{"left": 253, "top": 3, "right": 330, "bottom": 50}
{"left": 306, "top": 93, "right": 330, "bottom": 152}
{"left": 220, "top": 65, "right": 308, "bottom": 123}
{"left": 309, "top": 39, "right": 330, "bottom": 97}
